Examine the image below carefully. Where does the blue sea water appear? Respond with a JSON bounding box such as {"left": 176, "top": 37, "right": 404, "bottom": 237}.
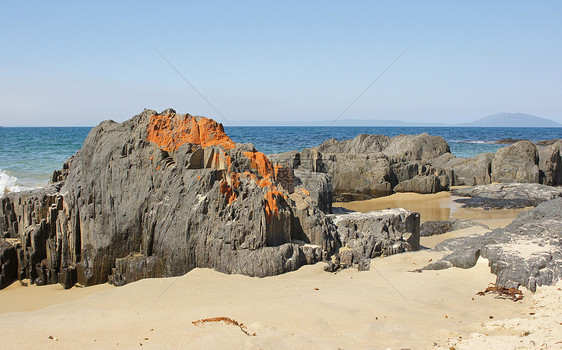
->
{"left": 1, "top": 125, "right": 561, "bottom": 195}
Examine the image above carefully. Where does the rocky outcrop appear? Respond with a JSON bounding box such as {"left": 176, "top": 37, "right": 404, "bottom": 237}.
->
{"left": 325, "top": 209, "right": 420, "bottom": 272}
{"left": 271, "top": 135, "right": 562, "bottom": 202}
{"left": 491, "top": 140, "right": 540, "bottom": 183}
{"left": 324, "top": 154, "right": 393, "bottom": 201}
{"left": 335, "top": 209, "right": 419, "bottom": 252}
{"left": 269, "top": 133, "right": 451, "bottom": 201}
{"left": 381, "top": 133, "right": 450, "bottom": 163}
{"left": 424, "top": 198, "right": 562, "bottom": 292}
{"left": 1, "top": 109, "right": 342, "bottom": 288}
{"left": 431, "top": 153, "right": 494, "bottom": 186}
{"left": 394, "top": 175, "right": 449, "bottom": 194}
{"left": 420, "top": 219, "right": 488, "bottom": 237}
{"left": 0, "top": 238, "right": 18, "bottom": 289}
{"left": 453, "top": 183, "right": 562, "bottom": 209}
{"left": 293, "top": 170, "right": 332, "bottom": 213}
{"left": 317, "top": 134, "right": 389, "bottom": 154}
{"left": 538, "top": 141, "right": 562, "bottom": 186}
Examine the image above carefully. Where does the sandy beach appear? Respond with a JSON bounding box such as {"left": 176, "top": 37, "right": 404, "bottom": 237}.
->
{"left": 2, "top": 192, "right": 559, "bottom": 350}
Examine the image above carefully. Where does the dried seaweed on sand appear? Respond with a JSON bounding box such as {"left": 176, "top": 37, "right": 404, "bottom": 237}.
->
{"left": 192, "top": 317, "right": 256, "bottom": 336}
{"left": 477, "top": 283, "right": 524, "bottom": 302}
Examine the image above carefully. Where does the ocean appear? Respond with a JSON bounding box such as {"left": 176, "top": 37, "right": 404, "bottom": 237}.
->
{"left": 1, "top": 126, "right": 561, "bottom": 197}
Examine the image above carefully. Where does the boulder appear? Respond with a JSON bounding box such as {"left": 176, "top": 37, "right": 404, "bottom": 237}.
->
{"left": 394, "top": 175, "right": 449, "bottom": 194}
{"left": 431, "top": 153, "right": 494, "bottom": 186}
{"left": 0, "top": 109, "right": 340, "bottom": 288}
{"left": 382, "top": 133, "right": 450, "bottom": 162}
{"left": 330, "top": 208, "right": 420, "bottom": 261}
{"left": 324, "top": 154, "right": 393, "bottom": 201}
{"left": 317, "top": 134, "right": 390, "bottom": 154}
{"left": 0, "top": 238, "right": 18, "bottom": 289}
{"left": 491, "top": 140, "right": 539, "bottom": 183}
{"left": 536, "top": 139, "right": 562, "bottom": 147}
{"left": 424, "top": 198, "right": 562, "bottom": 292}
{"left": 271, "top": 133, "right": 454, "bottom": 200}
{"left": 293, "top": 170, "right": 332, "bottom": 213}
{"left": 538, "top": 141, "right": 562, "bottom": 186}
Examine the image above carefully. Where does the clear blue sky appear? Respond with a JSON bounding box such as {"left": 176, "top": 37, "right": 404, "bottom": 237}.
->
{"left": 1, "top": 1, "right": 561, "bottom": 126}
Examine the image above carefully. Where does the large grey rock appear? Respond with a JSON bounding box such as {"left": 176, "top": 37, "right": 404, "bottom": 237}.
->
{"left": 394, "top": 175, "right": 449, "bottom": 194}
{"left": 453, "top": 183, "right": 562, "bottom": 209}
{"left": 491, "top": 140, "right": 540, "bottom": 183}
{"left": 323, "top": 154, "right": 393, "bottom": 201}
{"left": 317, "top": 134, "right": 390, "bottom": 154}
{"left": 293, "top": 170, "right": 332, "bottom": 213}
{"left": 431, "top": 153, "right": 494, "bottom": 186}
{"left": 382, "top": 133, "right": 450, "bottom": 162}
{"left": 0, "top": 109, "right": 340, "bottom": 289}
{"left": 0, "top": 238, "right": 18, "bottom": 289}
{"left": 270, "top": 133, "right": 453, "bottom": 200}
{"left": 330, "top": 208, "right": 420, "bottom": 262}
{"left": 538, "top": 141, "right": 562, "bottom": 186}
{"left": 425, "top": 198, "right": 562, "bottom": 292}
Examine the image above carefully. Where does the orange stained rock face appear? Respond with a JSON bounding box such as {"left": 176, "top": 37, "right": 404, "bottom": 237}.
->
{"left": 219, "top": 179, "right": 238, "bottom": 205}
{"left": 230, "top": 172, "right": 240, "bottom": 188}
{"left": 244, "top": 151, "right": 274, "bottom": 179}
{"left": 264, "top": 188, "right": 284, "bottom": 222}
{"left": 147, "top": 112, "right": 298, "bottom": 215}
{"left": 147, "top": 113, "right": 236, "bottom": 152}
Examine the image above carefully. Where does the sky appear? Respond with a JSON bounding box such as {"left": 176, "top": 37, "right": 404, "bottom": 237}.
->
{"left": 1, "top": 1, "right": 561, "bottom": 126}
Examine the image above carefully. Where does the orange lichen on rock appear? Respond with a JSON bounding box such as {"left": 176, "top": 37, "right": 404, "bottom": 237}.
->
{"left": 244, "top": 151, "right": 274, "bottom": 179}
{"left": 299, "top": 188, "right": 310, "bottom": 196}
{"left": 223, "top": 152, "right": 233, "bottom": 171}
{"left": 264, "top": 188, "right": 283, "bottom": 221}
{"left": 220, "top": 179, "right": 237, "bottom": 205}
{"left": 258, "top": 178, "right": 273, "bottom": 188}
{"left": 147, "top": 113, "right": 235, "bottom": 152}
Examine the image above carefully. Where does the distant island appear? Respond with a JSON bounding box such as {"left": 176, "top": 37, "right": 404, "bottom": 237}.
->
{"left": 234, "top": 112, "right": 560, "bottom": 127}
{"left": 457, "top": 113, "right": 561, "bottom": 127}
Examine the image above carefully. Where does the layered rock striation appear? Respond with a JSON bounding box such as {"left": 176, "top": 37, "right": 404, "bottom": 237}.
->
{"left": 0, "top": 109, "right": 421, "bottom": 289}
{"left": 1, "top": 109, "right": 340, "bottom": 288}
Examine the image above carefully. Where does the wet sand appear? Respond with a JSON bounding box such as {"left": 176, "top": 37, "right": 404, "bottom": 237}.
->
{"left": 334, "top": 190, "right": 528, "bottom": 229}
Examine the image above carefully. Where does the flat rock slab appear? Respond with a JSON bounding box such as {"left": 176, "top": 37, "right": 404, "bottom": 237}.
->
{"left": 424, "top": 198, "right": 562, "bottom": 292}
{"left": 453, "top": 183, "right": 562, "bottom": 209}
{"left": 420, "top": 219, "right": 488, "bottom": 237}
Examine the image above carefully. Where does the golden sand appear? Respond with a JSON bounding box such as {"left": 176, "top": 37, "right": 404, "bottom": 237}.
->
{"left": 1, "top": 190, "right": 557, "bottom": 349}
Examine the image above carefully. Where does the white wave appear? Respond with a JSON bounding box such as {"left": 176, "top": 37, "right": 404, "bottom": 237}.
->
{"left": 449, "top": 140, "right": 495, "bottom": 144}
{"left": 0, "top": 169, "right": 21, "bottom": 198}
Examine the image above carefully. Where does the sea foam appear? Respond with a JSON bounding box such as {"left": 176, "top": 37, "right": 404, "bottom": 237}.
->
{"left": 0, "top": 169, "right": 21, "bottom": 198}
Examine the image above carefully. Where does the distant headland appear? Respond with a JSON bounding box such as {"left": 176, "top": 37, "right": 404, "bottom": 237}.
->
{"left": 456, "top": 113, "right": 561, "bottom": 127}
